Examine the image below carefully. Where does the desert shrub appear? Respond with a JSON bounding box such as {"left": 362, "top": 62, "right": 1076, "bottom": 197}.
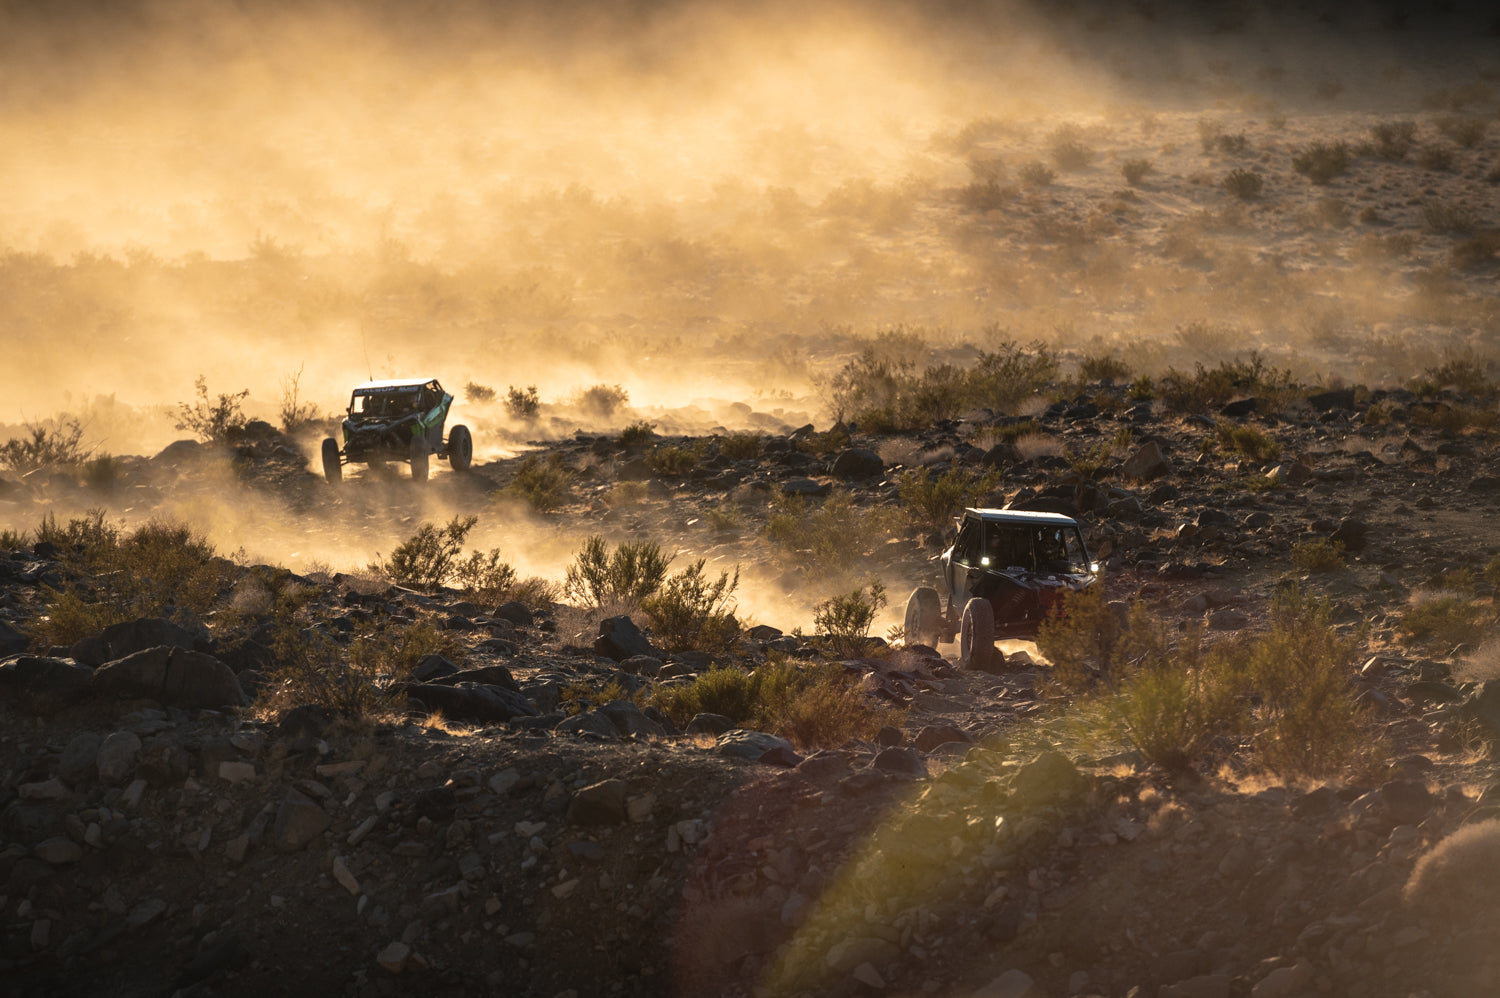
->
{"left": 1122, "top": 158, "right": 1152, "bottom": 186}
{"left": 1064, "top": 427, "right": 1132, "bottom": 478}
{"left": 1404, "top": 820, "right": 1500, "bottom": 922}
{"left": 794, "top": 424, "right": 852, "bottom": 456}
{"left": 618, "top": 420, "right": 656, "bottom": 448}
{"left": 1216, "top": 133, "right": 1249, "bottom": 154}
{"left": 1450, "top": 232, "right": 1500, "bottom": 270}
{"left": 277, "top": 365, "right": 321, "bottom": 435}
{"left": 704, "top": 504, "right": 742, "bottom": 532}
{"left": 464, "top": 381, "right": 497, "bottom": 404}
{"left": 451, "top": 549, "right": 518, "bottom": 603}
{"left": 1371, "top": 120, "right": 1417, "bottom": 159}
{"left": 1018, "top": 161, "right": 1056, "bottom": 187}
{"left": 1080, "top": 352, "right": 1133, "bottom": 383}
{"left": 1400, "top": 592, "right": 1493, "bottom": 646}
{"left": 564, "top": 536, "right": 672, "bottom": 608}
{"left": 0, "top": 418, "right": 92, "bottom": 473}
{"left": 649, "top": 665, "right": 761, "bottom": 726}
{"left": 505, "top": 453, "right": 575, "bottom": 511}
{"left": 813, "top": 582, "right": 887, "bottom": 658}
{"left": 1157, "top": 353, "right": 1294, "bottom": 414}
{"left": 1112, "top": 620, "right": 1240, "bottom": 773}
{"left": 28, "top": 513, "right": 227, "bottom": 647}
{"left": 825, "top": 337, "right": 1057, "bottom": 431}
{"left": 1292, "top": 141, "right": 1351, "bottom": 184}
{"left": 576, "top": 383, "right": 629, "bottom": 418}
{"left": 769, "top": 663, "right": 903, "bottom": 748}
{"left": 1291, "top": 538, "right": 1347, "bottom": 573}
{"left": 504, "top": 385, "right": 540, "bottom": 419}
{"left": 1048, "top": 126, "right": 1093, "bottom": 171}
{"left": 1436, "top": 115, "right": 1488, "bottom": 148}
{"left": 898, "top": 466, "right": 1001, "bottom": 530}
{"left": 959, "top": 179, "right": 1013, "bottom": 212}
{"left": 1410, "top": 402, "right": 1498, "bottom": 434}
{"left": 1423, "top": 200, "right": 1477, "bottom": 234}
{"left": 1197, "top": 118, "right": 1224, "bottom": 153}
{"left": 1242, "top": 588, "right": 1365, "bottom": 778}
{"left": 176, "top": 375, "right": 249, "bottom": 444}
{"left": 1410, "top": 352, "right": 1497, "bottom": 399}
{"left": 764, "top": 491, "right": 899, "bottom": 574}
{"left": 606, "top": 481, "right": 648, "bottom": 506}
{"left": 374, "top": 515, "right": 477, "bottom": 590}
{"left": 646, "top": 445, "right": 697, "bottom": 476}
{"left": 1222, "top": 168, "right": 1264, "bottom": 199}
{"left": 1214, "top": 421, "right": 1282, "bottom": 462}
{"left": 718, "top": 432, "right": 764, "bottom": 461}
{"left": 351, "top": 618, "right": 465, "bottom": 678}
{"left": 507, "top": 575, "right": 561, "bottom": 610}
{"left": 1418, "top": 144, "right": 1456, "bottom": 171}
{"left": 641, "top": 560, "right": 740, "bottom": 652}
{"left": 0, "top": 528, "right": 25, "bottom": 549}
{"left": 1036, "top": 584, "right": 1128, "bottom": 692}
{"left": 1309, "top": 198, "right": 1352, "bottom": 228}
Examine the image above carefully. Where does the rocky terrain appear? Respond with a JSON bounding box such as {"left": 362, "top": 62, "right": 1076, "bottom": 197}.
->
{"left": 3, "top": 372, "right": 1500, "bottom": 998}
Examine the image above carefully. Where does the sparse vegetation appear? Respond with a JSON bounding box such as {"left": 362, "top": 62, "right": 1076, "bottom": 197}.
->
{"left": 1018, "top": 161, "right": 1056, "bottom": 187}
{"left": 1291, "top": 141, "right": 1351, "bottom": 184}
{"left": 1080, "top": 352, "right": 1133, "bottom": 383}
{"left": 0, "top": 417, "right": 92, "bottom": 473}
{"left": 1435, "top": 115, "right": 1487, "bottom": 149}
{"left": 897, "top": 465, "right": 1001, "bottom": 530}
{"left": 1214, "top": 420, "right": 1282, "bottom": 462}
{"left": 576, "top": 383, "right": 629, "bottom": 418}
{"left": 175, "top": 375, "right": 249, "bottom": 444}
{"left": 1157, "top": 352, "right": 1294, "bottom": 414}
{"left": 464, "top": 381, "right": 497, "bottom": 404}
{"left": 1222, "top": 168, "right": 1264, "bottom": 200}
{"left": 1418, "top": 144, "right": 1456, "bottom": 171}
{"left": 504, "top": 385, "right": 540, "bottom": 419}
{"left": 718, "top": 432, "right": 764, "bottom": 461}
{"left": 564, "top": 536, "right": 672, "bottom": 609}
{"left": 277, "top": 365, "right": 321, "bottom": 435}
{"left": 641, "top": 560, "right": 740, "bottom": 652}
{"left": 764, "top": 491, "right": 899, "bottom": 574}
{"left": 1400, "top": 591, "right": 1493, "bottom": 647}
{"left": 1371, "top": 120, "right": 1418, "bottom": 159}
{"left": 813, "top": 581, "right": 887, "bottom": 659}
{"left": 1291, "top": 538, "right": 1347, "bottom": 573}
{"left": 645, "top": 444, "right": 697, "bottom": 476}
{"left": 373, "top": 515, "right": 491, "bottom": 592}
{"left": 618, "top": 420, "right": 656, "bottom": 448}
{"left": 1048, "top": 126, "right": 1093, "bottom": 171}
{"left": 505, "top": 453, "right": 575, "bottom": 511}
{"left": 1120, "top": 159, "right": 1153, "bottom": 186}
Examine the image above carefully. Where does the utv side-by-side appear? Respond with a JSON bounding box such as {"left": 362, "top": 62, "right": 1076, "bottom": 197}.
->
{"left": 321, "top": 378, "right": 473, "bottom": 484}
{"left": 905, "top": 508, "right": 1098, "bottom": 670}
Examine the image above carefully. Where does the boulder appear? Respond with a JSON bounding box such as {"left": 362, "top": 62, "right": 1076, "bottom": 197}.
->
{"left": 1122, "top": 440, "right": 1170, "bottom": 482}
{"left": 914, "top": 724, "right": 972, "bottom": 753}
{"left": 829, "top": 448, "right": 884, "bottom": 480}
{"left": 428, "top": 664, "right": 519, "bottom": 691}
{"left": 716, "top": 729, "right": 794, "bottom": 761}
{"left": 566, "top": 778, "right": 629, "bottom": 825}
{"left": 872, "top": 746, "right": 927, "bottom": 776}
{"left": 554, "top": 709, "right": 620, "bottom": 741}
{"left": 92, "top": 646, "right": 247, "bottom": 709}
{"left": 97, "top": 616, "right": 208, "bottom": 662}
{"left": 0, "top": 620, "right": 27, "bottom": 657}
{"left": 597, "top": 699, "right": 667, "bottom": 738}
{"left": 406, "top": 682, "right": 537, "bottom": 723}
{"left": 1330, "top": 518, "right": 1369, "bottom": 553}
{"left": 685, "top": 713, "right": 734, "bottom": 736}
{"left": 0, "top": 656, "right": 94, "bottom": 715}
{"left": 58, "top": 731, "right": 103, "bottom": 784}
{"left": 493, "top": 601, "right": 533, "bottom": 626}
{"left": 271, "top": 788, "right": 331, "bottom": 852}
{"left": 594, "top": 616, "right": 653, "bottom": 662}
{"left": 1012, "top": 750, "right": 1088, "bottom": 805}
{"left": 410, "top": 654, "right": 460, "bottom": 683}
{"left": 96, "top": 731, "right": 143, "bottom": 785}
{"left": 1307, "top": 388, "right": 1356, "bottom": 412}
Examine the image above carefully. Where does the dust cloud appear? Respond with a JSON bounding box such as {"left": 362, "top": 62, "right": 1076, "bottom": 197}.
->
{"left": 3, "top": 0, "right": 1498, "bottom": 590}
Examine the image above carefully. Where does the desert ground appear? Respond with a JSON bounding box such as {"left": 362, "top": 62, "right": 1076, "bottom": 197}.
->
{"left": 2, "top": 2, "right": 1500, "bottom": 996}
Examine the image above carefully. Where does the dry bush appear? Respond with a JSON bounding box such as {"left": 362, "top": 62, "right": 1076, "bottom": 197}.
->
{"left": 1036, "top": 584, "right": 1127, "bottom": 692}
{"left": 1048, "top": 126, "right": 1093, "bottom": 171}
{"left": 813, "top": 582, "right": 886, "bottom": 658}
{"left": 564, "top": 536, "right": 672, "bottom": 609}
{"left": 1291, "top": 538, "right": 1347, "bottom": 573}
{"left": 277, "top": 365, "right": 321, "bottom": 435}
{"left": 1435, "top": 115, "right": 1488, "bottom": 149}
{"left": 1222, "top": 168, "right": 1264, "bottom": 200}
{"left": 1371, "top": 121, "right": 1418, "bottom": 159}
{"left": 645, "top": 445, "right": 697, "bottom": 476}
{"left": 618, "top": 420, "right": 656, "bottom": 448}
{"left": 959, "top": 179, "right": 1014, "bottom": 212}
{"left": 575, "top": 383, "right": 629, "bottom": 418}
{"left": 1418, "top": 144, "right": 1457, "bottom": 171}
{"left": 1214, "top": 421, "right": 1282, "bottom": 462}
{"left": 1308, "top": 198, "right": 1352, "bottom": 229}
{"left": 1157, "top": 353, "right": 1294, "bottom": 414}
{"left": 504, "top": 385, "right": 540, "bottom": 419}
{"left": 1423, "top": 200, "right": 1477, "bottom": 235}
{"left": 640, "top": 560, "right": 740, "bottom": 653}
{"left": 463, "top": 381, "right": 497, "bottom": 404}
{"left": 1292, "top": 142, "right": 1351, "bottom": 184}
{"left": 718, "top": 432, "right": 764, "bottom": 461}
{"left": 1404, "top": 821, "right": 1500, "bottom": 923}
{"left": 1120, "top": 159, "right": 1153, "bottom": 186}
{"left": 175, "top": 375, "right": 249, "bottom": 444}
{"left": 764, "top": 491, "right": 900, "bottom": 575}
{"left": 0, "top": 418, "right": 92, "bottom": 473}
{"left": 1080, "top": 353, "right": 1133, "bottom": 383}
{"left": 1018, "top": 161, "right": 1056, "bottom": 187}
{"left": 505, "top": 454, "right": 575, "bottom": 511}
{"left": 373, "top": 515, "right": 477, "bottom": 590}
{"left": 1400, "top": 590, "right": 1493, "bottom": 647}
{"left": 897, "top": 465, "right": 1001, "bottom": 530}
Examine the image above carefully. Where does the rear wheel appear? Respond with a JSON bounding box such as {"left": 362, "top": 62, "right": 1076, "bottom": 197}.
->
{"left": 321, "top": 438, "right": 342, "bottom": 486}
{"left": 903, "top": 586, "right": 942, "bottom": 648}
{"left": 959, "top": 597, "right": 996, "bottom": 671}
{"left": 409, "top": 437, "right": 429, "bottom": 482}
{"left": 447, "top": 424, "right": 473, "bottom": 472}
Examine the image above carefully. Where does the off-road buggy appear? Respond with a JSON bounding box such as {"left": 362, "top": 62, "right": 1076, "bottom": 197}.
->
{"left": 905, "top": 508, "right": 1098, "bottom": 670}
{"left": 321, "top": 378, "right": 473, "bottom": 484}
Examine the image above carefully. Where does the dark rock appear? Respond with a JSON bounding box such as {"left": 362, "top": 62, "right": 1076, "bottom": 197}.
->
{"left": 1122, "top": 440, "right": 1170, "bottom": 482}
{"left": 685, "top": 713, "right": 734, "bottom": 736}
{"left": 92, "top": 647, "right": 246, "bottom": 709}
{"left": 0, "top": 620, "right": 27, "bottom": 657}
{"left": 619, "top": 655, "right": 662, "bottom": 677}
{"left": 174, "top": 933, "right": 250, "bottom": 990}
{"left": 58, "top": 731, "right": 103, "bottom": 785}
{"left": 875, "top": 725, "right": 905, "bottom": 747}
{"left": 829, "top": 448, "right": 884, "bottom": 479}
{"left": 1290, "top": 785, "right": 1343, "bottom": 819}
{"left": 277, "top": 704, "right": 333, "bottom": 741}
{"left": 153, "top": 439, "right": 204, "bottom": 466}
{"left": 1330, "top": 518, "right": 1369, "bottom": 553}
{"left": 554, "top": 710, "right": 620, "bottom": 741}
{"left": 1219, "top": 397, "right": 1258, "bottom": 418}
{"left": 1381, "top": 780, "right": 1434, "bottom": 825}
{"left": 0, "top": 656, "right": 94, "bottom": 715}
{"left": 871, "top": 746, "right": 926, "bottom": 777}
{"left": 781, "top": 477, "right": 830, "bottom": 497}
{"left": 595, "top": 616, "right": 654, "bottom": 661}
{"left": 980, "top": 442, "right": 1021, "bottom": 468}
{"left": 746, "top": 624, "right": 783, "bottom": 642}
{"left": 411, "top": 654, "right": 460, "bottom": 683}
{"left": 567, "top": 778, "right": 629, "bottom": 825}
{"left": 796, "top": 751, "right": 851, "bottom": 778}
{"left": 717, "top": 729, "right": 794, "bottom": 761}
{"left": 429, "top": 664, "right": 519, "bottom": 690}
{"left": 597, "top": 700, "right": 667, "bottom": 738}
{"left": 1307, "top": 389, "right": 1357, "bottom": 412}
{"left": 493, "top": 602, "right": 533, "bottom": 626}
{"left": 759, "top": 745, "right": 802, "bottom": 767}
{"left": 914, "top": 724, "right": 972, "bottom": 753}
{"left": 271, "top": 789, "right": 330, "bottom": 852}
{"left": 406, "top": 682, "right": 538, "bottom": 723}
{"left": 1012, "top": 750, "right": 1088, "bottom": 805}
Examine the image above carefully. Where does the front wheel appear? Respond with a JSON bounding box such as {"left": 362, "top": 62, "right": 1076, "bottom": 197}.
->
{"left": 959, "top": 597, "right": 996, "bottom": 672}
{"left": 321, "top": 438, "right": 342, "bottom": 486}
{"left": 409, "top": 437, "right": 429, "bottom": 482}
{"left": 447, "top": 424, "right": 473, "bottom": 472}
{"left": 904, "top": 586, "right": 942, "bottom": 648}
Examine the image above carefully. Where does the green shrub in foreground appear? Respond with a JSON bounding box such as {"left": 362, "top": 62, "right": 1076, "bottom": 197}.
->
{"left": 641, "top": 560, "right": 740, "bottom": 652}
{"left": 813, "top": 582, "right": 887, "bottom": 659}
{"left": 564, "top": 536, "right": 672, "bottom": 608}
